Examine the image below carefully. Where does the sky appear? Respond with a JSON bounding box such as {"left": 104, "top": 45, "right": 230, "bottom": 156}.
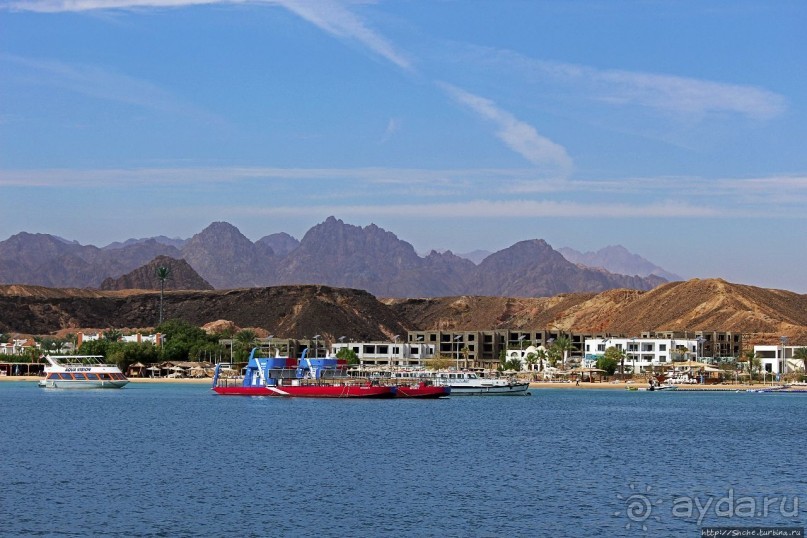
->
{"left": 1, "top": 1, "right": 806, "bottom": 292}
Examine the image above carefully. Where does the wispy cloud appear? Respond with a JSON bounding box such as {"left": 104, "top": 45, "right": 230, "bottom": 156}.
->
{"left": 0, "top": 165, "right": 542, "bottom": 187}
{"left": 2, "top": 53, "right": 218, "bottom": 121}
{"left": 231, "top": 199, "right": 718, "bottom": 219}
{"left": 379, "top": 117, "right": 400, "bottom": 144}
{"left": 590, "top": 68, "right": 786, "bottom": 120}
{"left": 7, "top": 0, "right": 413, "bottom": 70}
{"left": 456, "top": 45, "right": 787, "bottom": 120}
{"left": 7, "top": 166, "right": 804, "bottom": 215}
{"left": 274, "top": 0, "right": 412, "bottom": 70}
{"left": 5, "top": 0, "right": 221, "bottom": 12}
{"left": 439, "top": 82, "right": 573, "bottom": 174}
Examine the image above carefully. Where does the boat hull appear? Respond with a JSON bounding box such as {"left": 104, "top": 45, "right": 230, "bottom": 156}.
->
{"left": 446, "top": 383, "right": 530, "bottom": 396}
{"left": 38, "top": 379, "right": 129, "bottom": 389}
{"left": 213, "top": 384, "right": 397, "bottom": 398}
{"left": 395, "top": 384, "right": 450, "bottom": 398}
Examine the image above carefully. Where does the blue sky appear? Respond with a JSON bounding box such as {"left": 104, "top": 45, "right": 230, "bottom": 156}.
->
{"left": 1, "top": 1, "right": 805, "bottom": 292}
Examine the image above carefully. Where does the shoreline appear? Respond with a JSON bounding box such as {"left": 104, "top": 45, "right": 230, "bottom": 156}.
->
{"left": 2, "top": 375, "right": 797, "bottom": 391}
{"left": 526, "top": 381, "right": 803, "bottom": 391}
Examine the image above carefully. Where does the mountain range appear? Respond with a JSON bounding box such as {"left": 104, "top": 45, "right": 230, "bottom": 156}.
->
{"left": 0, "top": 217, "right": 668, "bottom": 298}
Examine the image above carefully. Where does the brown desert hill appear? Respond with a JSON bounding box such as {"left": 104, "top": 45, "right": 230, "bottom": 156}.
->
{"left": 2, "top": 279, "right": 807, "bottom": 345}
{"left": 384, "top": 278, "right": 807, "bottom": 344}
{"left": 0, "top": 284, "right": 407, "bottom": 342}
{"left": 99, "top": 255, "right": 213, "bottom": 291}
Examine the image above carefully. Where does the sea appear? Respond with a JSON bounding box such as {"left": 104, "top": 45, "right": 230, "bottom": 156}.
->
{"left": 1, "top": 382, "right": 805, "bottom": 537}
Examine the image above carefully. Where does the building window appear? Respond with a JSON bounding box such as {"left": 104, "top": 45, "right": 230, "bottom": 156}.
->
{"left": 659, "top": 344, "right": 666, "bottom": 351}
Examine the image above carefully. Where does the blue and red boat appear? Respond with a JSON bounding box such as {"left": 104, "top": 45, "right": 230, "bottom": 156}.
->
{"left": 212, "top": 348, "right": 448, "bottom": 398}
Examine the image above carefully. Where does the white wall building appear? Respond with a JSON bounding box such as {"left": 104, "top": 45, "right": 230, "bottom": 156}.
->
{"left": 505, "top": 345, "right": 551, "bottom": 371}
{"left": 0, "top": 338, "right": 32, "bottom": 356}
{"left": 584, "top": 336, "right": 701, "bottom": 373}
{"left": 331, "top": 341, "right": 436, "bottom": 368}
{"left": 753, "top": 345, "right": 804, "bottom": 377}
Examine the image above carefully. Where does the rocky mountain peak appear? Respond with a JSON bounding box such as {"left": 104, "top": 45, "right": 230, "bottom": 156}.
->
{"left": 99, "top": 255, "right": 213, "bottom": 291}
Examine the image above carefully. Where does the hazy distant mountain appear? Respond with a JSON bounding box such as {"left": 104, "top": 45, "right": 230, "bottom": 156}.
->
{"left": 99, "top": 255, "right": 213, "bottom": 291}
{"left": 256, "top": 232, "right": 299, "bottom": 257}
{"left": 467, "top": 240, "right": 662, "bottom": 296}
{"left": 559, "top": 245, "right": 682, "bottom": 281}
{"left": 0, "top": 219, "right": 665, "bottom": 297}
{"left": 455, "top": 249, "right": 492, "bottom": 265}
{"left": 0, "top": 233, "right": 180, "bottom": 288}
{"left": 104, "top": 235, "right": 187, "bottom": 250}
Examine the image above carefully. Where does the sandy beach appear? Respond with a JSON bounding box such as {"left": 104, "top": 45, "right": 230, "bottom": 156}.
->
{"left": 0, "top": 375, "right": 212, "bottom": 384}
{"left": 526, "top": 381, "right": 803, "bottom": 391}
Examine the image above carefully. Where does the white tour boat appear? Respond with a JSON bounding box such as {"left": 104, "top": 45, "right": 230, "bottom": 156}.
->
{"left": 38, "top": 355, "right": 129, "bottom": 389}
{"left": 389, "top": 370, "right": 530, "bottom": 396}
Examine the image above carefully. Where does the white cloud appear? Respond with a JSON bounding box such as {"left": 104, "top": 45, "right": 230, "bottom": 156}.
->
{"left": 439, "top": 82, "right": 573, "bottom": 174}
{"left": 7, "top": 0, "right": 413, "bottom": 70}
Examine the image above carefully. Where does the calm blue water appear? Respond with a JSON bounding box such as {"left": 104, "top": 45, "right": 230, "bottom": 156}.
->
{"left": 0, "top": 383, "right": 804, "bottom": 537}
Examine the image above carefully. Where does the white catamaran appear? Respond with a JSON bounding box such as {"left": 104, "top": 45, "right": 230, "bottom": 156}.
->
{"left": 38, "top": 355, "right": 129, "bottom": 389}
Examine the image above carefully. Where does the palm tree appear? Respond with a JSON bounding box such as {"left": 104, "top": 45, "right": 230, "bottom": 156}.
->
{"left": 742, "top": 349, "right": 759, "bottom": 383}
{"left": 534, "top": 348, "right": 547, "bottom": 373}
{"left": 551, "top": 335, "right": 573, "bottom": 370}
{"left": 156, "top": 265, "right": 171, "bottom": 325}
{"left": 525, "top": 352, "right": 538, "bottom": 372}
{"left": 103, "top": 328, "right": 122, "bottom": 342}
{"left": 234, "top": 329, "right": 257, "bottom": 361}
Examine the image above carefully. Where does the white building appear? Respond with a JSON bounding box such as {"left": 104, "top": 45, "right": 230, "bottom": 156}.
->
{"left": 504, "top": 345, "right": 551, "bottom": 371}
{"left": 753, "top": 345, "right": 804, "bottom": 377}
{"left": 0, "top": 338, "right": 32, "bottom": 356}
{"left": 331, "top": 341, "right": 436, "bottom": 368}
{"left": 583, "top": 336, "right": 701, "bottom": 373}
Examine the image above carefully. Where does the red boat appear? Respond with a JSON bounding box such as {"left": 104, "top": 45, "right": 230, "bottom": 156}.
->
{"left": 213, "top": 383, "right": 396, "bottom": 398}
{"left": 212, "top": 348, "right": 397, "bottom": 398}
{"left": 394, "top": 381, "right": 450, "bottom": 398}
